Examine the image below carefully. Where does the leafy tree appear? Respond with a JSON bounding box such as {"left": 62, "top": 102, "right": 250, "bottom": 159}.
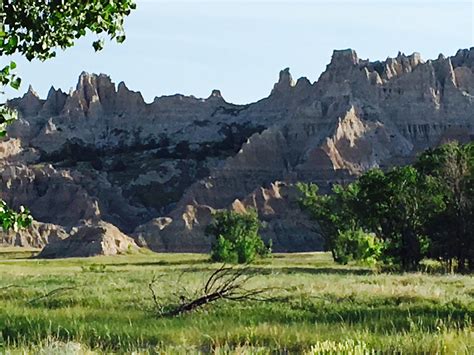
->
{"left": 356, "top": 166, "right": 441, "bottom": 270}
{"left": 0, "top": 0, "right": 136, "bottom": 231}
{"left": 416, "top": 142, "right": 474, "bottom": 272}
{"left": 298, "top": 166, "right": 442, "bottom": 271}
{"left": 207, "top": 209, "right": 270, "bottom": 264}
{"left": 297, "top": 182, "right": 362, "bottom": 263}
{"left": 0, "top": 201, "right": 31, "bottom": 231}
{"left": 0, "top": 60, "right": 19, "bottom": 135}
{"left": 0, "top": 0, "right": 136, "bottom": 60}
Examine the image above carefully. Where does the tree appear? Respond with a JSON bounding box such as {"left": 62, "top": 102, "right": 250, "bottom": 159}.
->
{"left": 356, "top": 167, "right": 440, "bottom": 271}
{"left": 0, "top": 0, "right": 136, "bottom": 231}
{"left": 0, "top": 0, "right": 135, "bottom": 60}
{"left": 298, "top": 167, "right": 441, "bottom": 271}
{"left": 416, "top": 142, "right": 474, "bottom": 272}
{"left": 333, "top": 228, "right": 382, "bottom": 266}
{"left": 297, "top": 182, "right": 362, "bottom": 263}
{"left": 298, "top": 181, "right": 384, "bottom": 266}
{"left": 207, "top": 209, "right": 270, "bottom": 264}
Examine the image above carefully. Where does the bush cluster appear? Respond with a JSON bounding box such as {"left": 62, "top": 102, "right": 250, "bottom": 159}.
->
{"left": 207, "top": 209, "right": 271, "bottom": 263}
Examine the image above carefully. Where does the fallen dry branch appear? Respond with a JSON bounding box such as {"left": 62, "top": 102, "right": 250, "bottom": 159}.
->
{"left": 149, "top": 264, "right": 280, "bottom": 317}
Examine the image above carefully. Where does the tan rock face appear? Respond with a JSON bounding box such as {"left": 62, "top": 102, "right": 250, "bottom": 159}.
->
{"left": 231, "top": 182, "right": 324, "bottom": 252}
{"left": 2, "top": 48, "right": 474, "bottom": 254}
{"left": 0, "top": 163, "right": 149, "bottom": 232}
{"left": 0, "top": 221, "right": 67, "bottom": 248}
{"left": 38, "top": 221, "right": 139, "bottom": 258}
{"left": 319, "top": 106, "right": 413, "bottom": 174}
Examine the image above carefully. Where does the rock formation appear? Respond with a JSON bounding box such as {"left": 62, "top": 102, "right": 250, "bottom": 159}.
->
{"left": 1, "top": 48, "right": 473, "bottom": 255}
{"left": 38, "top": 221, "right": 139, "bottom": 258}
{"left": 1, "top": 221, "right": 67, "bottom": 249}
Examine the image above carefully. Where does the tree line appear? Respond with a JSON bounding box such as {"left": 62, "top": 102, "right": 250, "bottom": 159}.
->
{"left": 297, "top": 141, "right": 473, "bottom": 273}
{"left": 206, "top": 141, "right": 473, "bottom": 272}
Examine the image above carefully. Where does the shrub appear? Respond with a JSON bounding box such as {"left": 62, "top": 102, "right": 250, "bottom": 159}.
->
{"left": 211, "top": 235, "right": 238, "bottom": 263}
{"left": 207, "top": 209, "right": 270, "bottom": 263}
{"left": 333, "top": 229, "right": 383, "bottom": 266}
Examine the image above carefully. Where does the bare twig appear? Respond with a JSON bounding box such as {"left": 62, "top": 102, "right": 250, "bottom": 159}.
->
{"left": 148, "top": 275, "right": 161, "bottom": 311}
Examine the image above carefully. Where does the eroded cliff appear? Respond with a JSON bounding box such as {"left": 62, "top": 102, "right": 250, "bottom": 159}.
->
{"left": 1, "top": 48, "right": 473, "bottom": 254}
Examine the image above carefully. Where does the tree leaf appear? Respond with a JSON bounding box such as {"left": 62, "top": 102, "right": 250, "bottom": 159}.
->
{"left": 10, "top": 77, "right": 21, "bottom": 90}
{"left": 92, "top": 39, "right": 104, "bottom": 51}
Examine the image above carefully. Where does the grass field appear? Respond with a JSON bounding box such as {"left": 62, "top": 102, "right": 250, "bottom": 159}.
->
{"left": 0, "top": 248, "right": 473, "bottom": 353}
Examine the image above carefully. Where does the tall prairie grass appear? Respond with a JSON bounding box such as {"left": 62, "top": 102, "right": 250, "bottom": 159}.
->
{"left": 0, "top": 249, "right": 472, "bottom": 353}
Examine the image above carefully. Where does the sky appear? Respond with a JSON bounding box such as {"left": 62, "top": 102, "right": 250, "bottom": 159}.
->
{"left": 2, "top": 0, "right": 473, "bottom": 104}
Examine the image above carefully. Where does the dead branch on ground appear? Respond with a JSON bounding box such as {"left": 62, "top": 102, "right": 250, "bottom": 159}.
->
{"left": 149, "top": 264, "right": 280, "bottom": 317}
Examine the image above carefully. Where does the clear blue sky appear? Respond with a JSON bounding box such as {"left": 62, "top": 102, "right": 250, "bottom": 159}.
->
{"left": 2, "top": 0, "right": 473, "bottom": 104}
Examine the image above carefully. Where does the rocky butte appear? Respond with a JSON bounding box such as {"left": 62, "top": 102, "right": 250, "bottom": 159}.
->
{"left": 1, "top": 48, "right": 473, "bottom": 257}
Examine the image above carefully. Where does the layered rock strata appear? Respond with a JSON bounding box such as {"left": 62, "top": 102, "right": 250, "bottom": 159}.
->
{"left": 1, "top": 48, "right": 473, "bottom": 255}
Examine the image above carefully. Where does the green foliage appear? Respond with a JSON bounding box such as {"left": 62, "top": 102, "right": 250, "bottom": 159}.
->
{"left": 356, "top": 166, "right": 439, "bottom": 270}
{"left": 298, "top": 142, "right": 473, "bottom": 272}
{"left": 0, "top": 61, "right": 20, "bottom": 136}
{"left": 0, "top": 61, "right": 20, "bottom": 88}
{"left": 0, "top": 103, "right": 17, "bottom": 137}
{"left": 211, "top": 235, "right": 238, "bottom": 263}
{"left": 296, "top": 182, "right": 360, "bottom": 261}
{"left": 0, "top": 0, "right": 136, "bottom": 61}
{"left": 416, "top": 141, "right": 474, "bottom": 272}
{"left": 0, "top": 201, "right": 32, "bottom": 232}
{"left": 207, "top": 209, "right": 270, "bottom": 263}
{"left": 333, "top": 229, "right": 383, "bottom": 266}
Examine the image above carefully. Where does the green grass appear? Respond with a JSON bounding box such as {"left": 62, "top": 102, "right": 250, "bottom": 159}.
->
{"left": 0, "top": 251, "right": 473, "bottom": 353}
{"left": 0, "top": 246, "right": 40, "bottom": 260}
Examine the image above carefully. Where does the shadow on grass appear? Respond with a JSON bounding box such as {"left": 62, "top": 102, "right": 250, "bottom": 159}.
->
{"left": 111, "top": 264, "right": 374, "bottom": 277}
{"left": 0, "top": 250, "right": 39, "bottom": 260}
{"left": 177, "top": 266, "right": 374, "bottom": 276}
{"left": 250, "top": 266, "right": 373, "bottom": 276}
{"left": 104, "top": 258, "right": 209, "bottom": 268}
{"left": 215, "top": 300, "right": 472, "bottom": 332}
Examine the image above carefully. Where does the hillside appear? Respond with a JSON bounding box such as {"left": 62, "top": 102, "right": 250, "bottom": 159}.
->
{"left": 1, "top": 48, "right": 473, "bottom": 255}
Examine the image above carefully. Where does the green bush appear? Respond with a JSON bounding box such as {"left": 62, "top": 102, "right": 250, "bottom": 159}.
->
{"left": 333, "top": 229, "right": 383, "bottom": 266}
{"left": 207, "top": 209, "right": 270, "bottom": 263}
{"left": 211, "top": 235, "right": 238, "bottom": 263}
